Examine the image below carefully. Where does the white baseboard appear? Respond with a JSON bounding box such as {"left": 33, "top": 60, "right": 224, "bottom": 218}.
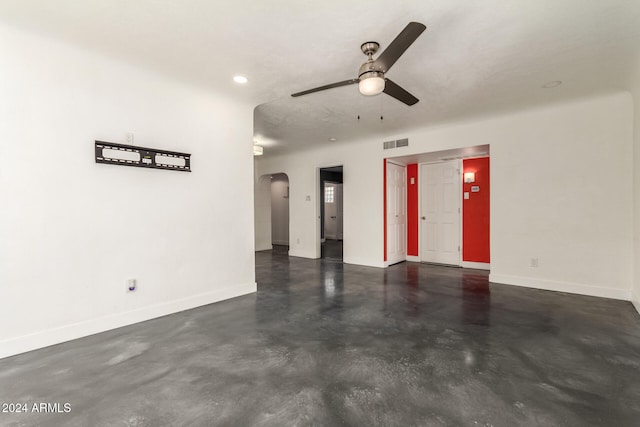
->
{"left": 0, "top": 282, "right": 257, "bottom": 360}
{"left": 255, "top": 244, "right": 272, "bottom": 252}
{"left": 489, "top": 274, "right": 630, "bottom": 301}
{"left": 406, "top": 256, "right": 420, "bottom": 263}
{"left": 384, "top": 257, "right": 407, "bottom": 268}
{"left": 288, "top": 249, "right": 318, "bottom": 259}
{"left": 461, "top": 261, "right": 490, "bottom": 270}
{"left": 348, "top": 258, "right": 385, "bottom": 268}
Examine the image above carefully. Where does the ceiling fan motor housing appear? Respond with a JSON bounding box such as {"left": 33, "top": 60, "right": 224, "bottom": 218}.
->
{"left": 359, "top": 62, "right": 384, "bottom": 78}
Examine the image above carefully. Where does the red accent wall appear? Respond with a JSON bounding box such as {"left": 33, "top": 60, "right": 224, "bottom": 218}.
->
{"left": 383, "top": 159, "right": 387, "bottom": 262}
{"left": 406, "top": 164, "right": 419, "bottom": 256}
{"left": 462, "top": 157, "right": 490, "bottom": 263}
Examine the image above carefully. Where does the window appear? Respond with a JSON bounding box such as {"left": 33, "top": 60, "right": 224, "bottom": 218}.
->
{"left": 325, "top": 186, "right": 334, "bottom": 203}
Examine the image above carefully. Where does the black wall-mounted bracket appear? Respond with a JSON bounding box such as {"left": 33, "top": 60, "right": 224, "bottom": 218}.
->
{"left": 95, "top": 141, "right": 191, "bottom": 172}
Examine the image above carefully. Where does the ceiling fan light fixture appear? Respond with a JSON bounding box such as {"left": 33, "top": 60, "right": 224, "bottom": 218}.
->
{"left": 359, "top": 71, "right": 385, "bottom": 96}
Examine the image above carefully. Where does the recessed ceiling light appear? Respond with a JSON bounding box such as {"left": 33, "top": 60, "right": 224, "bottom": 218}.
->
{"left": 328, "top": 137, "right": 337, "bottom": 142}
{"left": 542, "top": 80, "right": 562, "bottom": 89}
{"left": 233, "top": 75, "right": 248, "bottom": 84}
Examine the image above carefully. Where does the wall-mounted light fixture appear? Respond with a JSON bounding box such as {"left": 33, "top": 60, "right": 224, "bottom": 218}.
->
{"left": 253, "top": 145, "right": 264, "bottom": 156}
{"left": 464, "top": 172, "right": 475, "bottom": 183}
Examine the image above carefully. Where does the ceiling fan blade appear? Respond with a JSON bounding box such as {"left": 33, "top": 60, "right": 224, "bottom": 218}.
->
{"left": 383, "top": 79, "right": 419, "bottom": 106}
{"left": 374, "top": 22, "right": 426, "bottom": 73}
{"left": 291, "top": 79, "right": 358, "bottom": 97}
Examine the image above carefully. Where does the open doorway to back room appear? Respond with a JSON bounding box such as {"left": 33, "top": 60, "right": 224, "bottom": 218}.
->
{"left": 270, "top": 173, "right": 290, "bottom": 255}
{"left": 319, "top": 166, "right": 343, "bottom": 261}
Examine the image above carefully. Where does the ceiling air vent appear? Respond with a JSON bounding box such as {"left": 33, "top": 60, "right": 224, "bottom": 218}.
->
{"left": 383, "top": 140, "right": 396, "bottom": 150}
{"left": 395, "top": 138, "right": 409, "bottom": 148}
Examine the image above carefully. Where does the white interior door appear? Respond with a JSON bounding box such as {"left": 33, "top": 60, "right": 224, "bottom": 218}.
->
{"left": 324, "top": 182, "right": 338, "bottom": 239}
{"left": 420, "top": 161, "right": 461, "bottom": 265}
{"left": 387, "top": 162, "right": 407, "bottom": 265}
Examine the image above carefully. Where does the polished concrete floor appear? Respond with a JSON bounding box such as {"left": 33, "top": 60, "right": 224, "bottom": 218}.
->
{"left": 1, "top": 251, "right": 640, "bottom": 426}
{"left": 321, "top": 239, "right": 343, "bottom": 260}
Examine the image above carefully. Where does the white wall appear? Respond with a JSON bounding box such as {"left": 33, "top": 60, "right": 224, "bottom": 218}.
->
{"left": 254, "top": 171, "right": 272, "bottom": 251}
{"left": 488, "top": 94, "right": 633, "bottom": 300}
{"left": 0, "top": 24, "right": 256, "bottom": 358}
{"left": 270, "top": 174, "right": 290, "bottom": 245}
{"left": 256, "top": 92, "right": 634, "bottom": 300}
{"left": 631, "top": 52, "right": 640, "bottom": 316}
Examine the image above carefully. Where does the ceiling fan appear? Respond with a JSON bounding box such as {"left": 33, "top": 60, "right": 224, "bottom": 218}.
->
{"left": 291, "top": 22, "right": 426, "bottom": 106}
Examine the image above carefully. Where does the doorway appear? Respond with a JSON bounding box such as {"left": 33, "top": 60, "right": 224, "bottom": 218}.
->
{"left": 420, "top": 160, "right": 461, "bottom": 266}
{"left": 270, "top": 173, "right": 290, "bottom": 253}
{"left": 385, "top": 145, "right": 490, "bottom": 269}
{"left": 320, "top": 166, "right": 343, "bottom": 261}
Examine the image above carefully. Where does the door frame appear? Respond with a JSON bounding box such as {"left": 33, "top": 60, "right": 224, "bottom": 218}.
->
{"left": 418, "top": 159, "right": 462, "bottom": 266}
{"left": 316, "top": 164, "right": 344, "bottom": 260}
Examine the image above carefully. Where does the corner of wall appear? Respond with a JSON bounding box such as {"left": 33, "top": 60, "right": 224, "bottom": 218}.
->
{"left": 632, "top": 52, "right": 640, "bottom": 316}
{"left": 633, "top": 294, "right": 640, "bottom": 316}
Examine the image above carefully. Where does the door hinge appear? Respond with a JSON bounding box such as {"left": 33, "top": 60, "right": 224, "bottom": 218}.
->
{"left": 458, "top": 245, "right": 460, "bottom": 252}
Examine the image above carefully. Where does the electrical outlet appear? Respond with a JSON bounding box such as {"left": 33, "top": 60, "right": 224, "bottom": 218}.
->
{"left": 127, "top": 278, "right": 137, "bottom": 292}
{"left": 126, "top": 132, "right": 134, "bottom": 145}
{"left": 530, "top": 258, "right": 539, "bottom": 268}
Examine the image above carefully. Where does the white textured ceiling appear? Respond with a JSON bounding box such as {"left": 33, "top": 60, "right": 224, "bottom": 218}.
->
{"left": 1, "top": 1, "right": 639, "bottom": 155}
